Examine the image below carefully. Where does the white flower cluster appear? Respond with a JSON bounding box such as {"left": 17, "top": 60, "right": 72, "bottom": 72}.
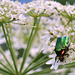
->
{"left": 0, "top": 0, "right": 75, "bottom": 72}
{"left": 0, "top": 0, "right": 30, "bottom": 25}
{"left": 26, "top": 0, "right": 75, "bottom": 70}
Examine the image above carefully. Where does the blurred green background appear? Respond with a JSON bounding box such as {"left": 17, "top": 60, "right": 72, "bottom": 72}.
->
{"left": 54, "top": 0, "right": 75, "bottom": 5}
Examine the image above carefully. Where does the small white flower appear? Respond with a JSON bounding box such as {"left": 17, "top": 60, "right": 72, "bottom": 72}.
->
{"left": 50, "top": 59, "right": 61, "bottom": 70}
{"left": 46, "top": 48, "right": 75, "bottom": 70}
{"left": 46, "top": 54, "right": 61, "bottom": 70}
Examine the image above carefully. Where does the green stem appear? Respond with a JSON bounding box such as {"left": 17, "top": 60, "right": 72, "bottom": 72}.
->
{"left": 6, "top": 26, "right": 16, "bottom": 60}
{"left": 0, "top": 71, "right": 11, "bottom": 75}
{"left": 19, "top": 17, "right": 37, "bottom": 72}
{"left": 0, "top": 67, "right": 14, "bottom": 75}
{"left": 9, "top": 25, "right": 16, "bottom": 54}
{"left": 22, "top": 19, "right": 42, "bottom": 74}
{"left": 33, "top": 53, "right": 50, "bottom": 64}
{"left": 28, "top": 68, "right": 53, "bottom": 75}
{"left": 23, "top": 52, "right": 50, "bottom": 73}
{"left": 0, "top": 62, "right": 14, "bottom": 74}
{"left": 22, "top": 58, "right": 51, "bottom": 74}
{"left": 2, "top": 25, "right": 18, "bottom": 74}
{"left": 24, "top": 52, "right": 42, "bottom": 72}
{"left": 0, "top": 48, "right": 14, "bottom": 71}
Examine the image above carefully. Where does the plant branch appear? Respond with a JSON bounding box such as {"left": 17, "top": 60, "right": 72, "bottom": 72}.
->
{"left": 0, "top": 48, "right": 14, "bottom": 71}
{"left": 19, "top": 17, "right": 37, "bottom": 72}
{"left": 2, "top": 25, "right": 18, "bottom": 74}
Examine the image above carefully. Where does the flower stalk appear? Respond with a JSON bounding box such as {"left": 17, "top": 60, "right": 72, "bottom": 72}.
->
{"left": 0, "top": 48, "right": 14, "bottom": 71}
{"left": 19, "top": 17, "right": 38, "bottom": 72}
{"left": 2, "top": 24, "right": 18, "bottom": 74}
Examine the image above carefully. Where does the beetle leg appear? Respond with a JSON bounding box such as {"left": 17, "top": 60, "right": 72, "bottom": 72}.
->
{"left": 55, "top": 56, "right": 57, "bottom": 61}
{"left": 55, "top": 56, "right": 60, "bottom": 63}
{"left": 69, "top": 48, "right": 75, "bottom": 51}
{"left": 55, "top": 56, "right": 59, "bottom": 61}
{"left": 68, "top": 42, "right": 70, "bottom": 47}
{"left": 54, "top": 56, "right": 57, "bottom": 65}
{"left": 65, "top": 53, "right": 69, "bottom": 57}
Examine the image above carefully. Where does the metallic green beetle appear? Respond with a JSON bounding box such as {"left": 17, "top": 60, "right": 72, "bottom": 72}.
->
{"left": 55, "top": 36, "right": 70, "bottom": 62}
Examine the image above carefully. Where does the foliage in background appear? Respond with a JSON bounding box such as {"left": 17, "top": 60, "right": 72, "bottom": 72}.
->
{"left": 54, "top": 0, "right": 75, "bottom": 5}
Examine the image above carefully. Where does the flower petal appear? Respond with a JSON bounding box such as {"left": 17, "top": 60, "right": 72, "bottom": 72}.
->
{"left": 46, "top": 59, "right": 55, "bottom": 64}
{"left": 49, "top": 54, "right": 56, "bottom": 58}
{"left": 50, "top": 60, "right": 61, "bottom": 70}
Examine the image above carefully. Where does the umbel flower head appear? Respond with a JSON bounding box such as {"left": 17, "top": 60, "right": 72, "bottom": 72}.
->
{"left": 46, "top": 36, "right": 75, "bottom": 70}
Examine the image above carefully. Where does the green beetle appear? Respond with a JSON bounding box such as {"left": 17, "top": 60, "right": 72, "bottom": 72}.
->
{"left": 55, "top": 36, "right": 70, "bottom": 62}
